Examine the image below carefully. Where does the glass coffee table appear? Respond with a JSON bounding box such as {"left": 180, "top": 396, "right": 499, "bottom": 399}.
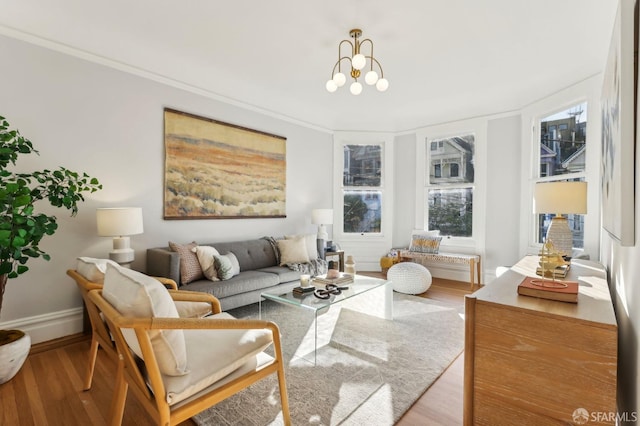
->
{"left": 260, "top": 274, "right": 392, "bottom": 364}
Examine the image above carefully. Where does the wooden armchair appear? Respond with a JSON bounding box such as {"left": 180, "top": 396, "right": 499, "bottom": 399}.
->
{"left": 67, "top": 263, "right": 213, "bottom": 391}
{"left": 87, "top": 264, "right": 290, "bottom": 426}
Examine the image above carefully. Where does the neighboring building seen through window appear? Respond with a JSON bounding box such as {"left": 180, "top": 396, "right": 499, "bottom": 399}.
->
{"left": 425, "top": 134, "right": 475, "bottom": 237}
{"left": 343, "top": 144, "right": 382, "bottom": 233}
{"left": 536, "top": 102, "right": 587, "bottom": 248}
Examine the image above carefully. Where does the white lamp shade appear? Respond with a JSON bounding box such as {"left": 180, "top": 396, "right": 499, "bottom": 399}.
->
{"left": 96, "top": 207, "right": 144, "bottom": 236}
{"left": 311, "top": 209, "right": 333, "bottom": 225}
{"left": 350, "top": 81, "right": 363, "bottom": 95}
{"left": 351, "top": 53, "right": 366, "bottom": 70}
{"left": 376, "top": 78, "right": 389, "bottom": 92}
{"left": 534, "top": 182, "right": 587, "bottom": 214}
{"left": 365, "top": 70, "right": 379, "bottom": 85}
{"left": 333, "top": 72, "right": 347, "bottom": 87}
{"left": 326, "top": 79, "right": 338, "bottom": 92}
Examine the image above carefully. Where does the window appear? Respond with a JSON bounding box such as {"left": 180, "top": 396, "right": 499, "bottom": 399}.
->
{"left": 425, "top": 133, "right": 475, "bottom": 237}
{"left": 536, "top": 102, "right": 587, "bottom": 248}
{"left": 343, "top": 144, "right": 383, "bottom": 233}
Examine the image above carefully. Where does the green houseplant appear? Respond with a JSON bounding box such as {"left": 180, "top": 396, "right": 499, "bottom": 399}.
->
{"left": 0, "top": 115, "right": 102, "bottom": 383}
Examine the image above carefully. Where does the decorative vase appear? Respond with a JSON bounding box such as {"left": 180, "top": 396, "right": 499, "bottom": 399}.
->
{"left": 345, "top": 255, "right": 356, "bottom": 275}
{"left": 0, "top": 329, "right": 31, "bottom": 384}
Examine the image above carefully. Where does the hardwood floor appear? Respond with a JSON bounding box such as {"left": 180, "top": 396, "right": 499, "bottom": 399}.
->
{"left": 0, "top": 276, "right": 474, "bottom": 425}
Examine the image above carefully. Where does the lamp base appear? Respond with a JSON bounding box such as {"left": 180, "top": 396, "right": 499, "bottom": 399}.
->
{"left": 109, "top": 237, "right": 134, "bottom": 267}
{"left": 546, "top": 216, "right": 573, "bottom": 258}
{"left": 317, "top": 238, "right": 326, "bottom": 260}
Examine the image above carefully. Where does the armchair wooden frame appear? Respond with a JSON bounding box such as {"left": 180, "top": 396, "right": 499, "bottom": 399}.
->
{"left": 66, "top": 269, "right": 184, "bottom": 391}
{"left": 87, "top": 289, "right": 291, "bottom": 426}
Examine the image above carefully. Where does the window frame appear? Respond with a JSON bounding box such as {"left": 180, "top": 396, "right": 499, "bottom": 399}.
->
{"left": 333, "top": 132, "right": 394, "bottom": 243}
{"left": 415, "top": 118, "right": 487, "bottom": 250}
{"left": 519, "top": 76, "right": 601, "bottom": 258}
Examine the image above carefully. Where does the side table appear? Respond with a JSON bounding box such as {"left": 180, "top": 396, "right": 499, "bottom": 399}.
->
{"left": 325, "top": 250, "right": 344, "bottom": 272}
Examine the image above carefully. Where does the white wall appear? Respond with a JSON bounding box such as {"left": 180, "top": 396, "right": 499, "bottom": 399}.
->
{"left": 0, "top": 35, "right": 333, "bottom": 342}
{"left": 600, "top": 18, "right": 640, "bottom": 415}
{"left": 485, "top": 114, "right": 522, "bottom": 278}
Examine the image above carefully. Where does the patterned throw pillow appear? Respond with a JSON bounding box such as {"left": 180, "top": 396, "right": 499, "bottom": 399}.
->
{"left": 169, "top": 241, "right": 204, "bottom": 284}
{"left": 409, "top": 235, "right": 443, "bottom": 254}
{"left": 213, "top": 252, "right": 240, "bottom": 280}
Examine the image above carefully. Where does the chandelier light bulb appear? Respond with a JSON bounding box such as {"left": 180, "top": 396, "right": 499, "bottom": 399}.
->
{"left": 365, "top": 70, "right": 379, "bottom": 85}
{"left": 326, "top": 79, "right": 338, "bottom": 93}
{"left": 376, "top": 78, "right": 389, "bottom": 92}
{"left": 350, "top": 81, "right": 363, "bottom": 95}
{"left": 352, "top": 53, "right": 366, "bottom": 70}
{"left": 333, "top": 72, "right": 346, "bottom": 87}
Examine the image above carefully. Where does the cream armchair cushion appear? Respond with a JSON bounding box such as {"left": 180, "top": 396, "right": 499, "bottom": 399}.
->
{"left": 76, "top": 257, "right": 119, "bottom": 283}
{"left": 164, "top": 312, "right": 274, "bottom": 405}
{"left": 103, "top": 264, "right": 189, "bottom": 376}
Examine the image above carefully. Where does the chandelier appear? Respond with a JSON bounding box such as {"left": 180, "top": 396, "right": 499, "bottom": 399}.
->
{"left": 326, "top": 28, "right": 389, "bottom": 95}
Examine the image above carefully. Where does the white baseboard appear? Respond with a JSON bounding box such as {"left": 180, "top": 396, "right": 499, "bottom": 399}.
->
{"left": 0, "top": 308, "right": 83, "bottom": 345}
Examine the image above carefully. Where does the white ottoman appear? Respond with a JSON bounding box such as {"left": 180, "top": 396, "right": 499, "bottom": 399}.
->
{"left": 388, "top": 262, "right": 432, "bottom": 294}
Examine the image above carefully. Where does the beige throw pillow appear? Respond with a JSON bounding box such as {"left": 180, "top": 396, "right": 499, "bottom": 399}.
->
{"left": 285, "top": 233, "right": 318, "bottom": 260}
{"left": 192, "top": 245, "right": 220, "bottom": 281}
{"left": 277, "top": 237, "right": 310, "bottom": 265}
{"left": 102, "top": 264, "right": 189, "bottom": 376}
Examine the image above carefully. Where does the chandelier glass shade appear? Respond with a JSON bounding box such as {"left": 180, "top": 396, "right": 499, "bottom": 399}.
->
{"left": 326, "top": 28, "right": 389, "bottom": 95}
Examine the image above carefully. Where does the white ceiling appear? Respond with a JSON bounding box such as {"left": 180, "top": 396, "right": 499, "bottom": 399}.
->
{"left": 0, "top": 0, "right": 619, "bottom": 132}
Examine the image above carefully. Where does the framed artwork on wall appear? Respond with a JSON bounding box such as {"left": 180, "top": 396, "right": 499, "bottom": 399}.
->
{"left": 163, "top": 108, "right": 286, "bottom": 219}
{"left": 600, "top": 0, "right": 635, "bottom": 246}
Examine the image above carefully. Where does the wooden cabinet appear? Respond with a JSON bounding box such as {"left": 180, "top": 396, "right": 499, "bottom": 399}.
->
{"left": 464, "top": 256, "right": 617, "bottom": 425}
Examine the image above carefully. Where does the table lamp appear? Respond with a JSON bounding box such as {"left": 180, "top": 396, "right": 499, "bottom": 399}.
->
{"left": 312, "top": 208, "right": 333, "bottom": 259}
{"left": 96, "top": 207, "right": 144, "bottom": 266}
{"left": 533, "top": 181, "right": 587, "bottom": 258}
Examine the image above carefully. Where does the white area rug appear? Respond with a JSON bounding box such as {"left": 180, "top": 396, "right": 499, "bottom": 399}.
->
{"left": 193, "top": 293, "right": 464, "bottom": 425}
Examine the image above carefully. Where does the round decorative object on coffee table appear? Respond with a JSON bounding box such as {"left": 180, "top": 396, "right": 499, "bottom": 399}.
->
{"left": 388, "top": 262, "right": 432, "bottom": 294}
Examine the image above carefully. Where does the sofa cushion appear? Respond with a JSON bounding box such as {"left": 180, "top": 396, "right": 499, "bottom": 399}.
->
{"left": 277, "top": 237, "right": 310, "bottom": 265}
{"left": 213, "top": 239, "right": 277, "bottom": 271}
{"left": 184, "top": 271, "right": 279, "bottom": 300}
{"left": 256, "top": 266, "right": 303, "bottom": 283}
{"left": 192, "top": 245, "right": 220, "bottom": 281}
{"left": 76, "top": 257, "right": 119, "bottom": 283}
{"left": 169, "top": 241, "right": 204, "bottom": 284}
{"left": 102, "top": 264, "right": 188, "bottom": 376}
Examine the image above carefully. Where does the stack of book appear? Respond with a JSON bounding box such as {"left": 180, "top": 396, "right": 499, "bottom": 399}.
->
{"left": 292, "top": 286, "right": 315, "bottom": 295}
{"left": 535, "top": 264, "right": 570, "bottom": 278}
{"left": 517, "top": 276, "right": 579, "bottom": 303}
{"left": 313, "top": 274, "right": 354, "bottom": 285}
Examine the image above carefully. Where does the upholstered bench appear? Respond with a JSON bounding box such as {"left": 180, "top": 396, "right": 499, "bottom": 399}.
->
{"left": 397, "top": 250, "right": 481, "bottom": 290}
{"left": 388, "top": 262, "right": 432, "bottom": 294}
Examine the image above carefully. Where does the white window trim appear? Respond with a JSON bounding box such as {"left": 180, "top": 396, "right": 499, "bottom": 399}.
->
{"left": 333, "top": 132, "right": 394, "bottom": 244}
{"left": 519, "top": 75, "right": 601, "bottom": 258}
{"left": 415, "top": 118, "right": 487, "bottom": 251}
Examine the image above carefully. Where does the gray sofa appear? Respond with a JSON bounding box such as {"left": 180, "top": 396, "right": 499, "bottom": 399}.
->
{"left": 146, "top": 238, "right": 303, "bottom": 310}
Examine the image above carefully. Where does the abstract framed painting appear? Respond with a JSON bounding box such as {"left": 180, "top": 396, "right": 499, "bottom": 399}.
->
{"left": 163, "top": 108, "right": 286, "bottom": 219}
{"left": 600, "top": 0, "right": 635, "bottom": 246}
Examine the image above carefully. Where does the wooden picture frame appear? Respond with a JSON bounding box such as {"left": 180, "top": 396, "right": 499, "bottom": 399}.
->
{"left": 600, "top": 0, "right": 636, "bottom": 246}
{"left": 163, "top": 108, "right": 286, "bottom": 219}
